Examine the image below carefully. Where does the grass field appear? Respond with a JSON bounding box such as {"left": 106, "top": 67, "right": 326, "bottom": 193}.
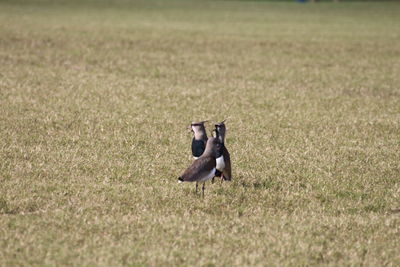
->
{"left": 1, "top": 0, "right": 399, "bottom": 265}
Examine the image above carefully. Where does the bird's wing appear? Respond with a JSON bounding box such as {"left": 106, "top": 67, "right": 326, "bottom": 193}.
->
{"left": 222, "top": 146, "right": 232, "bottom": 180}
{"left": 180, "top": 156, "right": 216, "bottom": 182}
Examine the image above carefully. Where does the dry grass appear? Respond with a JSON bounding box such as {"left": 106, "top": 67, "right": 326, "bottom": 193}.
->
{"left": 1, "top": 0, "right": 399, "bottom": 265}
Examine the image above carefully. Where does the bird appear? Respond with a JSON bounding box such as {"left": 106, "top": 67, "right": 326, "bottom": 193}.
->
{"left": 178, "top": 137, "right": 221, "bottom": 196}
{"left": 213, "top": 120, "right": 232, "bottom": 182}
{"left": 189, "top": 121, "right": 208, "bottom": 159}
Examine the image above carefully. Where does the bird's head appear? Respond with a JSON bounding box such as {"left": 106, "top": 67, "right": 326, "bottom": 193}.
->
{"left": 189, "top": 121, "right": 208, "bottom": 137}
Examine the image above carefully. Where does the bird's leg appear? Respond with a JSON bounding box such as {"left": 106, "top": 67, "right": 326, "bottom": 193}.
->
{"left": 196, "top": 182, "right": 198, "bottom": 193}
{"left": 202, "top": 182, "right": 205, "bottom": 197}
{"left": 221, "top": 174, "right": 224, "bottom": 183}
{"left": 212, "top": 177, "right": 215, "bottom": 184}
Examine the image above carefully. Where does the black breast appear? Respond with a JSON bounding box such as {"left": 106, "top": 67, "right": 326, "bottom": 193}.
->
{"left": 191, "top": 139, "right": 206, "bottom": 158}
{"left": 215, "top": 143, "right": 224, "bottom": 158}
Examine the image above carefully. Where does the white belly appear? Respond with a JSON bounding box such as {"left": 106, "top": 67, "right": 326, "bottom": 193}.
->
{"left": 216, "top": 156, "right": 225, "bottom": 171}
{"left": 198, "top": 168, "right": 216, "bottom": 182}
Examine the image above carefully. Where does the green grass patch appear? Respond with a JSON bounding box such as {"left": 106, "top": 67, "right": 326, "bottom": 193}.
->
{"left": 0, "top": 0, "right": 399, "bottom": 265}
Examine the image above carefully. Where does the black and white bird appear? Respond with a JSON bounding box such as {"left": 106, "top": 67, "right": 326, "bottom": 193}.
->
{"left": 213, "top": 120, "right": 232, "bottom": 181}
{"left": 178, "top": 137, "right": 221, "bottom": 196}
{"left": 189, "top": 121, "right": 208, "bottom": 160}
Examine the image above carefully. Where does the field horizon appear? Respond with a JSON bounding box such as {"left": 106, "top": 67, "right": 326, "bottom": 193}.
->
{"left": 1, "top": 0, "right": 399, "bottom": 265}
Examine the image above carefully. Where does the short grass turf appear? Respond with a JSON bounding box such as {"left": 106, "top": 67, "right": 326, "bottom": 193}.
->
{"left": 1, "top": 0, "right": 400, "bottom": 265}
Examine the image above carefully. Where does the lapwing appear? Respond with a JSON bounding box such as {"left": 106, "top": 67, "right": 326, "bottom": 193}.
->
{"left": 189, "top": 121, "right": 208, "bottom": 160}
{"left": 213, "top": 120, "right": 232, "bottom": 181}
{"left": 178, "top": 137, "right": 221, "bottom": 196}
